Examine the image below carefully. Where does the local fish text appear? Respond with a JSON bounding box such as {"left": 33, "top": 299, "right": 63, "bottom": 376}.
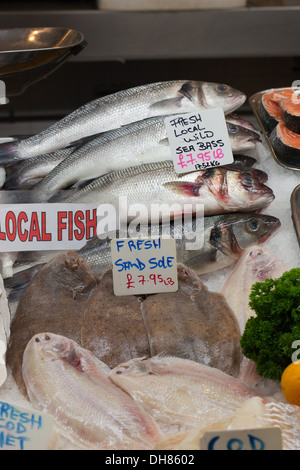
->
{"left": 0, "top": 207, "right": 97, "bottom": 245}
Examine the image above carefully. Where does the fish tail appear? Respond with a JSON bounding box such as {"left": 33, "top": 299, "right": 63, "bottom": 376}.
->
{"left": 0, "top": 188, "right": 47, "bottom": 204}
{"left": 0, "top": 140, "right": 22, "bottom": 164}
{"left": 3, "top": 163, "right": 25, "bottom": 189}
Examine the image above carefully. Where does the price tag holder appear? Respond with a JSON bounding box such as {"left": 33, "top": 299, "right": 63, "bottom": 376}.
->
{"left": 0, "top": 400, "right": 54, "bottom": 450}
{"left": 111, "top": 236, "right": 178, "bottom": 296}
{"left": 164, "top": 108, "right": 234, "bottom": 174}
{"left": 200, "top": 427, "right": 282, "bottom": 451}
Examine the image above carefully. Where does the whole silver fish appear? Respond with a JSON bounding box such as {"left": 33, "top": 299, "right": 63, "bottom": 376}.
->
{"left": 22, "top": 332, "right": 163, "bottom": 450}
{"left": 0, "top": 80, "right": 246, "bottom": 162}
{"left": 5, "top": 212, "right": 280, "bottom": 303}
{"left": 4, "top": 147, "right": 74, "bottom": 189}
{"left": 32, "top": 117, "right": 260, "bottom": 193}
{"left": 226, "top": 113, "right": 260, "bottom": 133}
{"left": 58, "top": 161, "right": 274, "bottom": 224}
{"left": 77, "top": 212, "right": 281, "bottom": 279}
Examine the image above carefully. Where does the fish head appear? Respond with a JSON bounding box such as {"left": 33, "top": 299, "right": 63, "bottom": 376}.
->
{"left": 225, "top": 170, "right": 274, "bottom": 210}
{"left": 25, "top": 332, "right": 86, "bottom": 372}
{"left": 110, "top": 356, "right": 168, "bottom": 389}
{"left": 210, "top": 213, "right": 281, "bottom": 259}
{"left": 227, "top": 123, "right": 261, "bottom": 152}
{"left": 226, "top": 113, "right": 260, "bottom": 133}
{"left": 112, "top": 357, "right": 151, "bottom": 378}
{"left": 196, "top": 168, "right": 273, "bottom": 211}
{"left": 237, "top": 245, "right": 286, "bottom": 282}
{"left": 199, "top": 82, "right": 246, "bottom": 114}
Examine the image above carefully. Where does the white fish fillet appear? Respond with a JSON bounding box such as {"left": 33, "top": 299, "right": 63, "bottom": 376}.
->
{"left": 109, "top": 355, "right": 266, "bottom": 434}
{"left": 221, "top": 246, "right": 286, "bottom": 388}
{"left": 22, "top": 333, "right": 163, "bottom": 450}
{"left": 221, "top": 245, "right": 286, "bottom": 333}
{"left": 155, "top": 396, "right": 300, "bottom": 450}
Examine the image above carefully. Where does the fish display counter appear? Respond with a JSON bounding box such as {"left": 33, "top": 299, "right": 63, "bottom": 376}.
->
{"left": 0, "top": 77, "right": 299, "bottom": 451}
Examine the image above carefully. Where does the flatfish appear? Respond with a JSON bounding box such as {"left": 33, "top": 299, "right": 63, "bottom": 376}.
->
{"left": 82, "top": 264, "right": 242, "bottom": 376}
{"left": 22, "top": 332, "right": 163, "bottom": 450}
{"left": 140, "top": 264, "right": 242, "bottom": 376}
{"left": 6, "top": 252, "right": 97, "bottom": 395}
{"left": 109, "top": 355, "right": 265, "bottom": 433}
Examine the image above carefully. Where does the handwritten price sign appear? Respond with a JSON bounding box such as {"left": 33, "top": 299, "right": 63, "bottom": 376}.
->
{"left": 0, "top": 400, "right": 54, "bottom": 450}
{"left": 164, "top": 108, "right": 234, "bottom": 174}
{"left": 200, "top": 427, "right": 282, "bottom": 451}
{"left": 111, "top": 237, "right": 178, "bottom": 296}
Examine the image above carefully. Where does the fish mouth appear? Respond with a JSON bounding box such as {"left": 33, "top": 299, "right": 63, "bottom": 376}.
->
{"left": 259, "top": 218, "right": 281, "bottom": 243}
{"left": 226, "top": 94, "right": 247, "bottom": 113}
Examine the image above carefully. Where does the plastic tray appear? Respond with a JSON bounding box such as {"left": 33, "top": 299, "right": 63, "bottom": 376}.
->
{"left": 250, "top": 87, "right": 300, "bottom": 172}
{"left": 291, "top": 184, "right": 300, "bottom": 248}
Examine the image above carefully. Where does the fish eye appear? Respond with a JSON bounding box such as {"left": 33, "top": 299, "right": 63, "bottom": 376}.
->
{"left": 228, "top": 124, "right": 238, "bottom": 133}
{"left": 247, "top": 218, "right": 260, "bottom": 232}
{"left": 217, "top": 84, "right": 228, "bottom": 93}
{"left": 242, "top": 174, "right": 253, "bottom": 187}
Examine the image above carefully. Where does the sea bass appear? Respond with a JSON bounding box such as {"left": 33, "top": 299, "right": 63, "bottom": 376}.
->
{"left": 109, "top": 356, "right": 265, "bottom": 433}
{"left": 3, "top": 147, "right": 74, "bottom": 190}
{"left": 77, "top": 212, "right": 281, "bottom": 278}
{"left": 5, "top": 212, "right": 280, "bottom": 303}
{"left": 30, "top": 117, "right": 260, "bottom": 194}
{"left": 0, "top": 80, "right": 246, "bottom": 162}
{"left": 58, "top": 162, "right": 274, "bottom": 223}
{"left": 22, "top": 332, "right": 163, "bottom": 450}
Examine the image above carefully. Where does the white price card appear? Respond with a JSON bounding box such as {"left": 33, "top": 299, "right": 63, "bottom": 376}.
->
{"left": 200, "top": 427, "right": 282, "bottom": 451}
{"left": 0, "top": 400, "right": 54, "bottom": 450}
{"left": 164, "top": 108, "right": 234, "bottom": 174}
{"left": 111, "top": 237, "right": 178, "bottom": 296}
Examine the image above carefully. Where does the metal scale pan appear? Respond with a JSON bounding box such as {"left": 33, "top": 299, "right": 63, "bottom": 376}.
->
{"left": 0, "top": 27, "right": 87, "bottom": 96}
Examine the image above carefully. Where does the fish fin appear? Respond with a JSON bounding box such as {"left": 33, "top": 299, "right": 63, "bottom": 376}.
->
{"left": 3, "top": 163, "right": 27, "bottom": 189}
{"left": 0, "top": 140, "right": 21, "bottom": 164}
{"left": 67, "top": 132, "right": 104, "bottom": 149}
{"left": 158, "top": 137, "right": 169, "bottom": 146}
{"left": 0, "top": 189, "right": 46, "bottom": 204}
{"left": 185, "top": 250, "right": 218, "bottom": 269}
{"left": 163, "top": 181, "right": 202, "bottom": 196}
{"left": 149, "top": 97, "right": 184, "bottom": 111}
{"left": 5, "top": 263, "right": 45, "bottom": 302}
{"left": 9, "top": 134, "right": 32, "bottom": 141}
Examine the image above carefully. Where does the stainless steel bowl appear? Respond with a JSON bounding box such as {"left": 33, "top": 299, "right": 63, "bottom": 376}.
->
{"left": 0, "top": 27, "right": 86, "bottom": 96}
